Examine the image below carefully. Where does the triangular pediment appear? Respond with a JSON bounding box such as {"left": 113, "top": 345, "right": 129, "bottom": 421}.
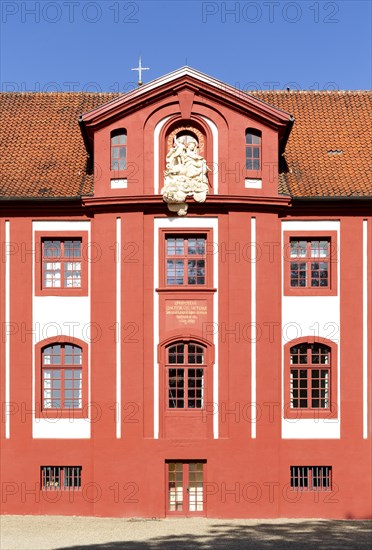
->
{"left": 80, "top": 67, "right": 293, "bottom": 135}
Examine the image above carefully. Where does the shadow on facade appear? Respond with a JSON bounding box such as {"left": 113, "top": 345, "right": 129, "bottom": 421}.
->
{"left": 57, "top": 520, "right": 372, "bottom": 550}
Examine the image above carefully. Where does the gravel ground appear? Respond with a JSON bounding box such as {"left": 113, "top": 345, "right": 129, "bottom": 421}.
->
{"left": 0, "top": 516, "right": 371, "bottom": 550}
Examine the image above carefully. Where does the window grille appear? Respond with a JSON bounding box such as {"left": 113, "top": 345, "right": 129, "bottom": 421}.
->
{"left": 290, "top": 466, "right": 332, "bottom": 491}
{"left": 41, "top": 466, "right": 82, "bottom": 490}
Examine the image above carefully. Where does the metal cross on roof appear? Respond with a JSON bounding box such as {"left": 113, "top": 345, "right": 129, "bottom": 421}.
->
{"left": 131, "top": 56, "right": 150, "bottom": 86}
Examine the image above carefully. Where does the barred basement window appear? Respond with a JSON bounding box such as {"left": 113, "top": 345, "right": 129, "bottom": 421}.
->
{"left": 41, "top": 466, "right": 82, "bottom": 490}
{"left": 290, "top": 466, "right": 332, "bottom": 491}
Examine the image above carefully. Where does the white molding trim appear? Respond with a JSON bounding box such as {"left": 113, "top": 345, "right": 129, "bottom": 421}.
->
{"left": 200, "top": 115, "right": 219, "bottom": 194}
{"left": 5, "top": 221, "right": 10, "bottom": 439}
{"left": 154, "top": 116, "right": 171, "bottom": 194}
{"left": 32, "top": 220, "right": 91, "bottom": 438}
{"left": 245, "top": 178, "right": 262, "bottom": 189}
{"left": 251, "top": 217, "right": 256, "bottom": 439}
{"left": 281, "top": 220, "right": 341, "bottom": 439}
{"left": 154, "top": 217, "right": 219, "bottom": 439}
{"left": 116, "top": 217, "right": 122, "bottom": 438}
{"left": 363, "top": 219, "right": 368, "bottom": 439}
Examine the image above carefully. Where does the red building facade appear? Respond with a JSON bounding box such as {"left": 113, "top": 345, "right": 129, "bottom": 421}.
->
{"left": 0, "top": 68, "right": 371, "bottom": 518}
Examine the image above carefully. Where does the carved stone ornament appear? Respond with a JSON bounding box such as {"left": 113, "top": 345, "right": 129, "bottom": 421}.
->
{"left": 161, "top": 134, "right": 210, "bottom": 216}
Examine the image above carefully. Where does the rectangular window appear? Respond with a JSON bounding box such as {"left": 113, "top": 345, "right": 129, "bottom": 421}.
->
{"left": 245, "top": 131, "right": 261, "bottom": 171}
{"left": 111, "top": 130, "right": 127, "bottom": 171}
{"left": 36, "top": 232, "right": 88, "bottom": 296}
{"left": 166, "top": 236, "right": 206, "bottom": 286}
{"left": 290, "top": 466, "right": 332, "bottom": 491}
{"left": 168, "top": 368, "right": 204, "bottom": 409}
{"left": 284, "top": 231, "right": 337, "bottom": 296}
{"left": 42, "top": 239, "right": 82, "bottom": 289}
{"left": 290, "top": 369, "right": 329, "bottom": 409}
{"left": 41, "top": 466, "right": 82, "bottom": 490}
{"left": 290, "top": 239, "right": 330, "bottom": 288}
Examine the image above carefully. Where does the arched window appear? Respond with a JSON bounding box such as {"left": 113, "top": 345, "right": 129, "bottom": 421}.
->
{"left": 111, "top": 129, "right": 127, "bottom": 170}
{"left": 289, "top": 343, "right": 331, "bottom": 410}
{"left": 284, "top": 338, "right": 338, "bottom": 419}
{"left": 166, "top": 342, "right": 206, "bottom": 410}
{"left": 245, "top": 129, "right": 261, "bottom": 170}
{"left": 42, "top": 343, "right": 83, "bottom": 410}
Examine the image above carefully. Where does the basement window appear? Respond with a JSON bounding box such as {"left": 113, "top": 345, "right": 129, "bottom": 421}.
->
{"left": 41, "top": 466, "right": 82, "bottom": 490}
{"left": 290, "top": 466, "right": 332, "bottom": 491}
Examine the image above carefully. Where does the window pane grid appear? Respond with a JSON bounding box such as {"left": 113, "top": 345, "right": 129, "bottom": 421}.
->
{"left": 168, "top": 368, "right": 185, "bottom": 408}
{"left": 167, "top": 343, "right": 206, "bottom": 410}
{"left": 187, "top": 368, "right": 204, "bottom": 408}
{"left": 168, "top": 344, "right": 184, "bottom": 364}
{"left": 166, "top": 236, "right": 206, "bottom": 286}
{"left": 290, "top": 239, "right": 330, "bottom": 288}
{"left": 188, "top": 462, "right": 204, "bottom": 512}
{"left": 290, "top": 344, "right": 330, "bottom": 409}
{"left": 168, "top": 462, "right": 183, "bottom": 511}
{"left": 111, "top": 131, "right": 127, "bottom": 170}
{"left": 167, "top": 462, "right": 204, "bottom": 513}
{"left": 188, "top": 345, "right": 204, "bottom": 364}
{"left": 42, "top": 344, "right": 82, "bottom": 410}
{"left": 42, "top": 239, "right": 82, "bottom": 289}
{"left": 41, "top": 466, "right": 82, "bottom": 491}
{"left": 246, "top": 131, "right": 261, "bottom": 170}
{"left": 290, "top": 466, "right": 332, "bottom": 491}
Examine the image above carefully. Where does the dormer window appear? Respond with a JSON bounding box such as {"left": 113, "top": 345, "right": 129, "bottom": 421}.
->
{"left": 245, "top": 129, "right": 261, "bottom": 170}
{"left": 111, "top": 129, "right": 127, "bottom": 170}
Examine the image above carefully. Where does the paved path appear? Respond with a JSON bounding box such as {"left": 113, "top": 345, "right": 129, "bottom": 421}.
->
{"left": 1, "top": 516, "right": 371, "bottom": 550}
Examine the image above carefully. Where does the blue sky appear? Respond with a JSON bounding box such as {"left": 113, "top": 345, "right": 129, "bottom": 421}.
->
{"left": 1, "top": 0, "right": 371, "bottom": 92}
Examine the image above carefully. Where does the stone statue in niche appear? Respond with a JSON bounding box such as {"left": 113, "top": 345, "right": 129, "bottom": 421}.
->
{"left": 161, "top": 134, "right": 210, "bottom": 216}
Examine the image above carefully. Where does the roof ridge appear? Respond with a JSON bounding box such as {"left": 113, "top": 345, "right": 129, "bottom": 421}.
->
{"left": 0, "top": 91, "right": 121, "bottom": 97}
{"left": 249, "top": 89, "right": 372, "bottom": 94}
{"left": 1, "top": 90, "right": 371, "bottom": 97}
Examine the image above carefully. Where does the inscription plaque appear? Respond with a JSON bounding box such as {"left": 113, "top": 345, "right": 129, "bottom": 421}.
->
{"left": 165, "top": 299, "right": 208, "bottom": 329}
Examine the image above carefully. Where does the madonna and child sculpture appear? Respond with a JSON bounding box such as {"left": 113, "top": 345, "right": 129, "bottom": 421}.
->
{"left": 161, "top": 135, "right": 210, "bottom": 216}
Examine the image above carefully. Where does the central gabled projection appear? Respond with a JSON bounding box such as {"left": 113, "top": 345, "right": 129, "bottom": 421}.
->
{"left": 79, "top": 67, "right": 293, "bottom": 211}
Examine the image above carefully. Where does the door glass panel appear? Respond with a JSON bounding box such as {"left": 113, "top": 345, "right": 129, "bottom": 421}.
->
{"left": 188, "top": 462, "right": 204, "bottom": 512}
{"left": 168, "top": 462, "right": 183, "bottom": 511}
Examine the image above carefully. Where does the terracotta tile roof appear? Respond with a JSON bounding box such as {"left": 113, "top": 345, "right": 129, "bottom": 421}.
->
{"left": 0, "top": 92, "right": 114, "bottom": 199}
{"left": 0, "top": 90, "right": 371, "bottom": 199}
{"left": 250, "top": 90, "right": 372, "bottom": 197}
